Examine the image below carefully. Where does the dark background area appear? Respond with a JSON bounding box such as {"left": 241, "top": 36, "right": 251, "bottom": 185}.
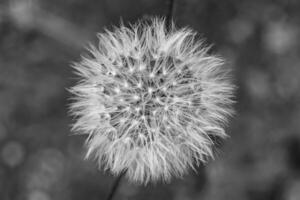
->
{"left": 0, "top": 0, "right": 300, "bottom": 199}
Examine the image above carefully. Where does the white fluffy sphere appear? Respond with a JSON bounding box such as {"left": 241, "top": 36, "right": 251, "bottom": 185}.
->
{"left": 69, "top": 18, "right": 234, "bottom": 184}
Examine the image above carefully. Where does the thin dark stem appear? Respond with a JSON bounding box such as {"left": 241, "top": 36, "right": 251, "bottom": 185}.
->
{"left": 105, "top": 170, "right": 127, "bottom": 200}
{"left": 166, "top": 0, "right": 175, "bottom": 31}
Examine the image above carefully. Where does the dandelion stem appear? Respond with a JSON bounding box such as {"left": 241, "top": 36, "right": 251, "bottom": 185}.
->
{"left": 166, "top": 0, "right": 175, "bottom": 31}
{"left": 105, "top": 170, "right": 127, "bottom": 200}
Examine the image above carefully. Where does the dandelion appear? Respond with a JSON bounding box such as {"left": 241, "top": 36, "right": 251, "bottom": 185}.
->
{"left": 69, "top": 18, "right": 234, "bottom": 184}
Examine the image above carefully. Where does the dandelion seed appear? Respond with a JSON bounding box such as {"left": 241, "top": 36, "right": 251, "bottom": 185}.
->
{"left": 114, "top": 87, "right": 120, "bottom": 94}
{"left": 149, "top": 73, "right": 155, "bottom": 78}
{"left": 148, "top": 87, "right": 154, "bottom": 94}
{"left": 69, "top": 18, "right": 235, "bottom": 184}
{"left": 139, "top": 64, "right": 146, "bottom": 71}
{"left": 136, "top": 82, "right": 143, "bottom": 89}
{"left": 133, "top": 95, "right": 140, "bottom": 101}
{"left": 124, "top": 81, "right": 129, "bottom": 88}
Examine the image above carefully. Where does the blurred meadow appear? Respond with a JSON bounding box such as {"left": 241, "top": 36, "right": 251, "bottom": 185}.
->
{"left": 1, "top": 0, "right": 300, "bottom": 200}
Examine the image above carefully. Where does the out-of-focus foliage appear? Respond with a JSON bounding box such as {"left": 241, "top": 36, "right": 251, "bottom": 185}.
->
{"left": 0, "top": 0, "right": 300, "bottom": 199}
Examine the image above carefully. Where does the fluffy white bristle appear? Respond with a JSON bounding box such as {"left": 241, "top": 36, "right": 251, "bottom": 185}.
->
{"left": 69, "top": 18, "right": 235, "bottom": 184}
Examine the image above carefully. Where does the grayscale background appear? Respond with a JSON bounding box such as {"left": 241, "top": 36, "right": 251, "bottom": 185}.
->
{"left": 0, "top": 0, "right": 300, "bottom": 199}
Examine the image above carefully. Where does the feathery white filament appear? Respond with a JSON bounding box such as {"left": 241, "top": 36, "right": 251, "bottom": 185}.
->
{"left": 69, "top": 18, "right": 234, "bottom": 184}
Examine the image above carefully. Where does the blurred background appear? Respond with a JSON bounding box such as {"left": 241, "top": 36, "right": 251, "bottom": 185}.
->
{"left": 0, "top": 0, "right": 300, "bottom": 199}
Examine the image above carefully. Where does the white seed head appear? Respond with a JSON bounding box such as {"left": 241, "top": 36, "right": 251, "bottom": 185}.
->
{"left": 69, "top": 18, "right": 235, "bottom": 184}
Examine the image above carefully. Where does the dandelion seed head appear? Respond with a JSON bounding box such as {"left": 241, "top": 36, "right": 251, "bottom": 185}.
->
{"left": 69, "top": 18, "right": 235, "bottom": 184}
